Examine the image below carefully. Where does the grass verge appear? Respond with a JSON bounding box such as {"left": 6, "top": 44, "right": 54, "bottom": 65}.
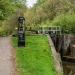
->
{"left": 12, "top": 35, "right": 57, "bottom": 75}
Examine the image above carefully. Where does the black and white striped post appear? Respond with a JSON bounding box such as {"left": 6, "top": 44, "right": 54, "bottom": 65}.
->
{"left": 18, "top": 17, "right": 25, "bottom": 47}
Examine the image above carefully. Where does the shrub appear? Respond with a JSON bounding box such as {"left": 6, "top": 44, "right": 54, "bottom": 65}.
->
{"left": 52, "top": 13, "right": 75, "bottom": 34}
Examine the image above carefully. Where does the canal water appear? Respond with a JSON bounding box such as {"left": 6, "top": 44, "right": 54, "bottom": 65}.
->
{"left": 63, "top": 61, "right": 75, "bottom": 75}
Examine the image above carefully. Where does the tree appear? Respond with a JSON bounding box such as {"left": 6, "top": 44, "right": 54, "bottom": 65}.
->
{"left": 0, "top": 0, "right": 26, "bottom": 20}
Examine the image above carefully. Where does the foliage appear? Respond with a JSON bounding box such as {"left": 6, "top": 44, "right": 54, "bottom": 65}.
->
{"left": 0, "top": 0, "right": 14, "bottom": 20}
{"left": 25, "top": 0, "right": 75, "bottom": 29}
{"left": 51, "top": 13, "right": 75, "bottom": 34}
{"left": 0, "top": 0, "right": 26, "bottom": 36}
{"left": 1, "top": 0, "right": 75, "bottom": 36}
{"left": 0, "top": 0, "right": 26, "bottom": 20}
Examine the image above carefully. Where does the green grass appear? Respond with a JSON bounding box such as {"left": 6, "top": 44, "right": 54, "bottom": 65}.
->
{"left": 12, "top": 35, "right": 57, "bottom": 75}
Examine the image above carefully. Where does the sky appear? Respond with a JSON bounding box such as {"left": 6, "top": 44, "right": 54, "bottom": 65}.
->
{"left": 26, "top": 0, "right": 37, "bottom": 8}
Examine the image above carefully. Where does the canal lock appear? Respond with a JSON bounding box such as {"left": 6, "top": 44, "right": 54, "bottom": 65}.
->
{"left": 49, "top": 33, "right": 75, "bottom": 75}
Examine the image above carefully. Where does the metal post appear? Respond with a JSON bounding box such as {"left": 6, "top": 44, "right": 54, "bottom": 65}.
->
{"left": 18, "top": 16, "right": 25, "bottom": 47}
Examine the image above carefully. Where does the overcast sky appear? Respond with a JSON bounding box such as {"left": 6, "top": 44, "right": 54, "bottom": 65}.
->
{"left": 26, "top": 0, "right": 37, "bottom": 8}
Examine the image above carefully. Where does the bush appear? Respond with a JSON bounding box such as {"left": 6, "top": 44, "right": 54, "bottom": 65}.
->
{"left": 0, "top": 28, "right": 7, "bottom": 36}
{"left": 0, "top": 25, "right": 12, "bottom": 36}
{"left": 52, "top": 13, "right": 75, "bottom": 34}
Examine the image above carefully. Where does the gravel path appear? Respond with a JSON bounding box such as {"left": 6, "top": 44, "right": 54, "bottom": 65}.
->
{"left": 0, "top": 37, "right": 16, "bottom": 75}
